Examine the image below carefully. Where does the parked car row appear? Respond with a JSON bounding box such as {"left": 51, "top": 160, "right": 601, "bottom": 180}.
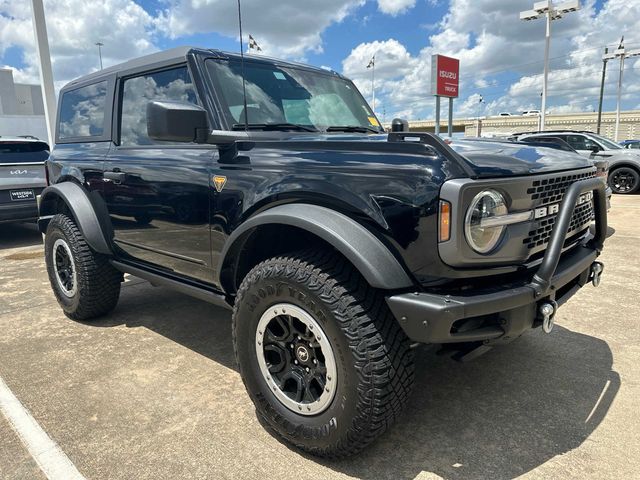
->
{"left": 493, "top": 110, "right": 542, "bottom": 117}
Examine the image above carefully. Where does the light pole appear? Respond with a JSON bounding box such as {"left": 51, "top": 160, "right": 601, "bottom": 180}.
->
{"left": 476, "top": 94, "right": 484, "bottom": 137}
{"left": 596, "top": 47, "right": 608, "bottom": 135}
{"left": 95, "top": 42, "right": 104, "bottom": 70}
{"left": 603, "top": 39, "right": 640, "bottom": 141}
{"left": 520, "top": 0, "right": 580, "bottom": 132}
{"left": 30, "top": 0, "right": 56, "bottom": 146}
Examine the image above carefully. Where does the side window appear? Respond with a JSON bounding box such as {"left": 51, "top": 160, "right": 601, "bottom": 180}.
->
{"left": 565, "top": 135, "right": 593, "bottom": 151}
{"left": 58, "top": 81, "right": 108, "bottom": 140}
{"left": 120, "top": 66, "right": 198, "bottom": 146}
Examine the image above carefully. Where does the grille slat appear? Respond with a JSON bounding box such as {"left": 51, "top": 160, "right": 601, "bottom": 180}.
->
{"left": 523, "top": 171, "right": 596, "bottom": 250}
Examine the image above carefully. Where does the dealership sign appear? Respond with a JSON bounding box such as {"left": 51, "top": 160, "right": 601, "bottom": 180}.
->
{"left": 431, "top": 54, "right": 460, "bottom": 98}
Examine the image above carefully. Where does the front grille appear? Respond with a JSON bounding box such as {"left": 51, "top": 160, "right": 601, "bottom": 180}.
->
{"left": 523, "top": 170, "right": 596, "bottom": 250}
{"left": 526, "top": 170, "right": 596, "bottom": 203}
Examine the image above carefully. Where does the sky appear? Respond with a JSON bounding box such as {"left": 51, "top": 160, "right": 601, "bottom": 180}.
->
{"left": 1, "top": 0, "right": 639, "bottom": 122}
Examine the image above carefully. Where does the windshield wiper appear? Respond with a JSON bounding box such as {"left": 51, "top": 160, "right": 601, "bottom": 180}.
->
{"left": 232, "top": 123, "right": 318, "bottom": 132}
{"left": 325, "top": 125, "right": 381, "bottom": 134}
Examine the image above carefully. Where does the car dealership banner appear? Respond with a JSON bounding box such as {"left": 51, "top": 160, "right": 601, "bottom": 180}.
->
{"left": 431, "top": 54, "right": 459, "bottom": 98}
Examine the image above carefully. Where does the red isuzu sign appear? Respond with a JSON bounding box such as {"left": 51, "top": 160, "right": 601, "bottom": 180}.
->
{"left": 431, "top": 54, "right": 459, "bottom": 98}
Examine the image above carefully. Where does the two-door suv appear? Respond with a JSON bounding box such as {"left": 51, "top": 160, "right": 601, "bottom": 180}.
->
{"left": 39, "top": 47, "right": 608, "bottom": 456}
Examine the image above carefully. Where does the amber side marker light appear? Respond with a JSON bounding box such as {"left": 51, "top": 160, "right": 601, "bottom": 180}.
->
{"left": 439, "top": 200, "right": 451, "bottom": 242}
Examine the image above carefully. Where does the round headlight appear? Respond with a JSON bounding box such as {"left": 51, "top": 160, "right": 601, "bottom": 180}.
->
{"left": 465, "top": 190, "right": 508, "bottom": 254}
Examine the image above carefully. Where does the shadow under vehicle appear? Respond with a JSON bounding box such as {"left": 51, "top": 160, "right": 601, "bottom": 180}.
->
{"left": 89, "top": 282, "right": 619, "bottom": 479}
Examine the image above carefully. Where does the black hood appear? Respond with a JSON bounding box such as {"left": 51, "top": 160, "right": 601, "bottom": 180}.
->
{"left": 448, "top": 138, "right": 593, "bottom": 177}
{"left": 256, "top": 132, "right": 593, "bottom": 178}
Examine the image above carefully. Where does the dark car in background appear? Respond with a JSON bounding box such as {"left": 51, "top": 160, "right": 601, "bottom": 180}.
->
{"left": 0, "top": 137, "right": 48, "bottom": 224}
{"left": 621, "top": 139, "right": 640, "bottom": 150}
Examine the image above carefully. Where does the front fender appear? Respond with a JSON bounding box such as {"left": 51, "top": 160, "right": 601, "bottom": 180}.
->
{"left": 218, "top": 203, "right": 414, "bottom": 291}
{"left": 38, "top": 182, "right": 112, "bottom": 255}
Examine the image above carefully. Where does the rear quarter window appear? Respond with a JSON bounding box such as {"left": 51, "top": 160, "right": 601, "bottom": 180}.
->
{"left": 58, "top": 81, "right": 108, "bottom": 141}
{"left": 0, "top": 142, "right": 49, "bottom": 163}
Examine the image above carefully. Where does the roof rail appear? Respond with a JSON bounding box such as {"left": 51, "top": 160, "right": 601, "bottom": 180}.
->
{"left": 512, "top": 129, "right": 607, "bottom": 137}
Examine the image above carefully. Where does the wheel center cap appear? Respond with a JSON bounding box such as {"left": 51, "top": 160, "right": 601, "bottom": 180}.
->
{"left": 295, "top": 345, "right": 309, "bottom": 363}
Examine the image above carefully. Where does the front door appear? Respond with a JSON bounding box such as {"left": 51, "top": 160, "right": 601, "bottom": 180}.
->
{"left": 562, "top": 134, "right": 603, "bottom": 158}
{"left": 104, "top": 65, "right": 214, "bottom": 283}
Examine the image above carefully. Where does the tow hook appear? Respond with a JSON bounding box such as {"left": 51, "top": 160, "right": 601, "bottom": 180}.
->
{"left": 539, "top": 301, "right": 558, "bottom": 334}
{"left": 590, "top": 261, "right": 604, "bottom": 287}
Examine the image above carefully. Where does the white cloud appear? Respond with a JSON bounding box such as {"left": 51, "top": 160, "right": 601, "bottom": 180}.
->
{"left": 377, "top": 0, "right": 416, "bottom": 16}
{"left": 0, "top": 0, "right": 157, "bottom": 89}
{"left": 156, "top": 0, "right": 365, "bottom": 59}
{"left": 341, "top": 0, "right": 640, "bottom": 120}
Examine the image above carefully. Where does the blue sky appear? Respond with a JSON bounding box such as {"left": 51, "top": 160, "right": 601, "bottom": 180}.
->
{"left": 1, "top": 0, "right": 637, "bottom": 120}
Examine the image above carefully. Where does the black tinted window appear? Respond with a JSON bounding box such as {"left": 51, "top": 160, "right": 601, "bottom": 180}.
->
{"left": 120, "top": 66, "right": 198, "bottom": 146}
{"left": 0, "top": 142, "right": 49, "bottom": 163}
{"left": 59, "top": 82, "right": 108, "bottom": 140}
{"left": 566, "top": 135, "right": 597, "bottom": 151}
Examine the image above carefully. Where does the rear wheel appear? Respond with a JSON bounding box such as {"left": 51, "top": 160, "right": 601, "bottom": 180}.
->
{"left": 45, "top": 214, "right": 121, "bottom": 320}
{"left": 232, "top": 249, "right": 414, "bottom": 457}
{"left": 609, "top": 166, "right": 640, "bottom": 194}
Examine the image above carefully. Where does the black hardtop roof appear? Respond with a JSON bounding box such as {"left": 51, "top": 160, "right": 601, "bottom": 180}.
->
{"left": 62, "top": 46, "right": 343, "bottom": 91}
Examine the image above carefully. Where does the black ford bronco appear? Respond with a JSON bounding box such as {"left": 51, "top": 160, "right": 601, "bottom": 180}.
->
{"left": 38, "top": 47, "right": 608, "bottom": 457}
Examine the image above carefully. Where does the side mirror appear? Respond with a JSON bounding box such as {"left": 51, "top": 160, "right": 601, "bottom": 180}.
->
{"left": 391, "top": 118, "right": 409, "bottom": 132}
{"left": 147, "top": 100, "right": 208, "bottom": 142}
{"left": 590, "top": 144, "right": 602, "bottom": 153}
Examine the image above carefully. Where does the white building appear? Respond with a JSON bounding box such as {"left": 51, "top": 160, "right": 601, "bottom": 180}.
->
{"left": 0, "top": 68, "right": 48, "bottom": 141}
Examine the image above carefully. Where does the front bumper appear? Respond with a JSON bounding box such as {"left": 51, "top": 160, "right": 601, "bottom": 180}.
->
{"left": 387, "top": 177, "right": 608, "bottom": 345}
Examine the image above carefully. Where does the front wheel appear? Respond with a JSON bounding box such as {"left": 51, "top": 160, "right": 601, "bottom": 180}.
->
{"left": 609, "top": 166, "right": 640, "bottom": 194}
{"left": 232, "top": 249, "right": 415, "bottom": 457}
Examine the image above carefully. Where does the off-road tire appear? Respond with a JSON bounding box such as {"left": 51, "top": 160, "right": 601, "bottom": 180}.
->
{"left": 232, "top": 249, "right": 415, "bottom": 457}
{"left": 45, "top": 214, "right": 121, "bottom": 320}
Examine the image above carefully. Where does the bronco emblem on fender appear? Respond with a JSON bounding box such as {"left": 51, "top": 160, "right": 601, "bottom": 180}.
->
{"left": 213, "top": 175, "right": 227, "bottom": 192}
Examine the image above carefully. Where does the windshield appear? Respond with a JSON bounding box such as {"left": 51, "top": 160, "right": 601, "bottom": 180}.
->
{"left": 588, "top": 133, "right": 622, "bottom": 150}
{"left": 0, "top": 141, "right": 49, "bottom": 163}
{"left": 206, "top": 59, "right": 382, "bottom": 132}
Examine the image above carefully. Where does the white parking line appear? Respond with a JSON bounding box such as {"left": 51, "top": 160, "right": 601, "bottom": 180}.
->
{"left": 0, "top": 376, "right": 85, "bottom": 480}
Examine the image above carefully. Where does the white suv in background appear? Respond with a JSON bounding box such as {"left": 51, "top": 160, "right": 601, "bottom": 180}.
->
{"left": 516, "top": 130, "right": 640, "bottom": 194}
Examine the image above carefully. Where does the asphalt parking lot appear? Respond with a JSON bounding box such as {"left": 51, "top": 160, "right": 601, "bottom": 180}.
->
{"left": 1, "top": 196, "right": 639, "bottom": 480}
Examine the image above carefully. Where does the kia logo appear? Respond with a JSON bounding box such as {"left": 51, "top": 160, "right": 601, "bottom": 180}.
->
{"left": 10, "top": 170, "right": 28, "bottom": 175}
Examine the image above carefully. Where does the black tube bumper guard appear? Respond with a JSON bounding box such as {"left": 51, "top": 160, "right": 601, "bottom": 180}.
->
{"left": 387, "top": 177, "right": 608, "bottom": 345}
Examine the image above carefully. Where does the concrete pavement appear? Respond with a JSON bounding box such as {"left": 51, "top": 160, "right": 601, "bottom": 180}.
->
{"left": 0, "top": 197, "right": 638, "bottom": 480}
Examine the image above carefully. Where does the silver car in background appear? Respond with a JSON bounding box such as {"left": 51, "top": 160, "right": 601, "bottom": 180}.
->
{"left": 515, "top": 130, "right": 640, "bottom": 194}
{"left": 0, "top": 137, "right": 48, "bottom": 224}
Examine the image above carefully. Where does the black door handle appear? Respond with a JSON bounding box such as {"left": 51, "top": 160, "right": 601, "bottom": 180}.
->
{"left": 104, "top": 171, "right": 126, "bottom": 183}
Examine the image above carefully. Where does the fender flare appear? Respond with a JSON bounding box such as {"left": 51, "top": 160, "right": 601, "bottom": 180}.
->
{"left": 38, "top": 182, "right": 112, "bottom": 255}
{"left": 218, "top": 203, "right": 414, "bottom": 291}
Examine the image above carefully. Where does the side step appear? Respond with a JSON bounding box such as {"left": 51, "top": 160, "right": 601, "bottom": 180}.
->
{"left": 110, "top": 260, "right": 232, "bottom": 310}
